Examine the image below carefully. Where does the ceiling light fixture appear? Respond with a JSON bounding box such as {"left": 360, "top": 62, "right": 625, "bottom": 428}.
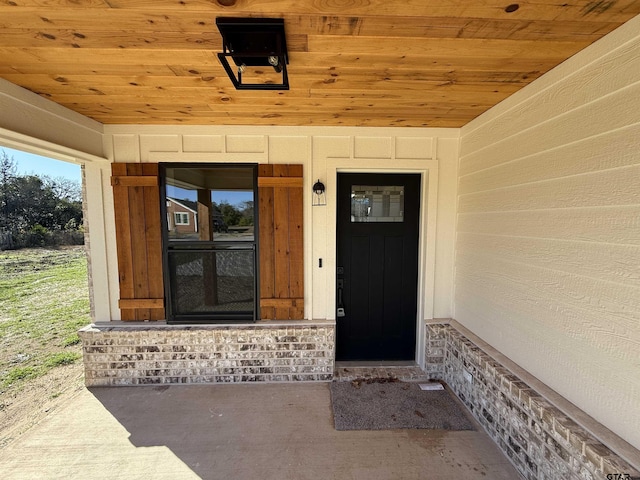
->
{"left": 216, "top": 17, "right": 289, "bottom": 90}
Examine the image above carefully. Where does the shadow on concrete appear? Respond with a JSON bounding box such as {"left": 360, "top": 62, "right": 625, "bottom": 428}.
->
{"left": 87, "top": 383, "right": 520, "bottom": 480}
{"left": 89, "top": 383, "right": 336, "bottom": 479}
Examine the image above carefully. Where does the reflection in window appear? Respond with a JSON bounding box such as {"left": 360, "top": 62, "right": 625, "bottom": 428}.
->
{"left": 351, "top": 185, "right": 404, "bottom": 222}
{"left": 168, "top": 249, "right": 255, "bottom": 317}
{"left": 162, "top": 164, "right": 258, "bottom": 322}
{"left": 174, "top": 212, "right": 190, "bottom": 225}
{"left": 165, "top": 166, "right": 255, "bottom": 242}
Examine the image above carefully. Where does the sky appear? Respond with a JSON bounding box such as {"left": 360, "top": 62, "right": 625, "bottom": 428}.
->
{"left": 167, "top": 185, "right": 253, "bottom": 207}
{"left": 1, "top": 146, "right": 81, "bottom": 182}
{"left": 3, "top": 146, "right": 252, "bottom": 206}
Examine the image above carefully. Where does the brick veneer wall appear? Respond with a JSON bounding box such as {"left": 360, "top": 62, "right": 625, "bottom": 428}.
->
{"left": 425, "top": 322, "right": 640, "bottom": 480}
{"left": 79, "top": 322, "right": 334, "bottom": 386}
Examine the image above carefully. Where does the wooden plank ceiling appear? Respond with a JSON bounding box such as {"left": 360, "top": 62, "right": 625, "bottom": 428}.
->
{"left": 0, "top": 0, "right": 638, "bottom": 128}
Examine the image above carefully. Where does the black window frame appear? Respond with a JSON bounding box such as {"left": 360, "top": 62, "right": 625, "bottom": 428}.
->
{"left": 159, "top": 162, "right": 260, "bottom": 323}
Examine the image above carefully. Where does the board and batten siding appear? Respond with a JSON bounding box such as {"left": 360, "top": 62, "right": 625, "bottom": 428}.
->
{"left": 456, "top": 15, "right": 640, "bottom": 450}
{"left": 101, "top": 126, "right": 459, "bottom": 326}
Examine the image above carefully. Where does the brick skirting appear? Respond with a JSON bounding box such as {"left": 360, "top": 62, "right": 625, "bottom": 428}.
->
{"left": 79, "top": 321, "right": 334, "bottom": 386}
{"left": 425, "top": 322, "right": 640, "bottom": 480}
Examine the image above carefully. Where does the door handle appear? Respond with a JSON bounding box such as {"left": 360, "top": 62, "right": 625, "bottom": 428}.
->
{"left": 336, "top": 276, "right": 345, "bottom": 317}
{"left": 336, "top": 290, "right": 345, "bottom": 317}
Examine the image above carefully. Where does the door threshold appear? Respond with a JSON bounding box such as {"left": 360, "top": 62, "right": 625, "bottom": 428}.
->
{"left": 334, "top": 361, "right": 428, "bottom": 382}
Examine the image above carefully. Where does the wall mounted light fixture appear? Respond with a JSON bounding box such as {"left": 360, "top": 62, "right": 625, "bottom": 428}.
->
{"left": 312, "top": 179, "right": 326, "bottom": 206}
{"left": 216, "top": 17, "right": 289, "bottom": 90}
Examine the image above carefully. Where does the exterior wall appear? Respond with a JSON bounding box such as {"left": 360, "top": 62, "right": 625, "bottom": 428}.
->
{"left": 79, "top": 321, "right": 334, "bottom": 385}
{"left": 99, "top": 126, "right": 460, "bottom": 343}
{"left": 425, "top": 322, "right": 640, "bottom": 479}
{"left": 456, "top": 14, "right": 640, "bottom": 450}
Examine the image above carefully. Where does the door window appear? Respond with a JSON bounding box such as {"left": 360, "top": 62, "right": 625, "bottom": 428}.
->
{"left": 351, "top": 185, "right": 404, "bottom": 222}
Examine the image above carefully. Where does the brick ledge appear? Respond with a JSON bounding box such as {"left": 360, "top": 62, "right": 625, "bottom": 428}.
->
{"left": 84, "top": 318, "right": 335, "bottom": 332}
{"left": 426, "top": 320, "right": 640, "bottom": 477}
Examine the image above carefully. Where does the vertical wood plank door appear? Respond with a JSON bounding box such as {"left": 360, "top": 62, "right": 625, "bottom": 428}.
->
{"left": 336, "top": 173, "right": 421, "bottom": 360}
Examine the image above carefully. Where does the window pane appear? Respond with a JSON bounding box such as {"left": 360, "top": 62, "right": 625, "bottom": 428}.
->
{"left": 351, "top": 185, "right": 404, "bottom": 222}
{"left": 162, "top": 164, "right": 258, "bottom": 323}
{"left": 174, "top": 212, "right": 189, "bottom": 225}
{"left": 165, "top": 166, "right": 255, "bottom": 242}
{"left": 169, "top": 249, "right": 255, "bottom": 318}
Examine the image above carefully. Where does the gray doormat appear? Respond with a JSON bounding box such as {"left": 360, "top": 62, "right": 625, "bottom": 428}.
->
{"left": 329, "top": 379, "right": 476, "bottom": 431}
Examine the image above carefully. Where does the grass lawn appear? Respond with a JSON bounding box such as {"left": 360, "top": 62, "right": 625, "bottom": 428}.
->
{"left": 0, "top": 246, "right": 90, "bottom": 393}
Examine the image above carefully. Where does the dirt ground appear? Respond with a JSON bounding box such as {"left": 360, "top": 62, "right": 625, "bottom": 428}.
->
{"left": 0, "top": 362, "right": 85, "bottom": 448}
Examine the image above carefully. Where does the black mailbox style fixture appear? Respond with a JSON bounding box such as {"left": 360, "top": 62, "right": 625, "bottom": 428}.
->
{"left": 216, "top": 17, "right": 289, "bottom": 90}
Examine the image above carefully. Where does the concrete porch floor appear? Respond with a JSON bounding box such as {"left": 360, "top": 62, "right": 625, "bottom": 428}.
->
{"left": 0, "top": 383, "right": 521, "bottom": 480}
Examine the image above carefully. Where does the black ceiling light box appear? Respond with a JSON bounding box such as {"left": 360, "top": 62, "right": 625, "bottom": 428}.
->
{"left": 216, "top": 17, "right": 289, "bottom": 90}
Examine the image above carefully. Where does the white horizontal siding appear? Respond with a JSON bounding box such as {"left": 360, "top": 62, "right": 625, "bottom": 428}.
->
{"left": 459, "top": 164, "right": 640, "bottom": 212}
{"left": 460, "top": 80, "right": 640, "bottom": 176}
{"left": 459, "top": 123, "right": 640, "bottom": 194}
{"left": 456, "top": 252, "right": 640, "bottom": 338}
{"left": 457, "top": 232, "right": 640, "bottom": 287}
{"left": 461, "top": 38, "right": 640, "bottom": 156}
{"left": 456, "top": 14, "right": 640, "bottom": 450}
{"left": 458, "top": 206, "right": 640, "bottom": 244}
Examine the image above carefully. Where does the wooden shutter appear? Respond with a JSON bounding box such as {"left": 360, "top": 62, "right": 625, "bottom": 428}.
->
{"left": 111, "top": 163, "right": 164, "bottom": 321}
{"left": 258, "top": 165, "right": 304, "bottom": 320}
{"left": 111, "top": 162, "right": 304, "bottom": 322}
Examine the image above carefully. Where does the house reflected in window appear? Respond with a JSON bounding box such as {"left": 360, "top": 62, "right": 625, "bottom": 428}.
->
{"left": 161, "top": 164, "right": 258, "bottom": 323}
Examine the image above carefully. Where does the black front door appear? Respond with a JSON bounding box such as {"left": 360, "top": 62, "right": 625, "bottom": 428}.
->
{"left": 336, "top": 173, "right": 421, "bottom": 361}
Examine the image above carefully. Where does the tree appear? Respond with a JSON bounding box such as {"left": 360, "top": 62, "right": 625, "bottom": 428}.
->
{"left": 42, "top": 175, "right": 82, "bottom": 203}
{"left": 0, "top": 149, "right": 84, "bottom": 248}
{"left": 238, "top": 200, "right": 254, "bottom": 226}
{"left": 12, "top": 175, "right": 58, "bottom": 230}
{"left": 0, "top": 149, "right": 17, "bottom": 183}
{"left": 0, "top": 150, "right": 18, "bottom": 232}
{"left": 54, "top": 198, "right": 83, "bottom": 230}
{"left": 217, "top": 201, "right": 242, "bottom": 227}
